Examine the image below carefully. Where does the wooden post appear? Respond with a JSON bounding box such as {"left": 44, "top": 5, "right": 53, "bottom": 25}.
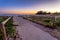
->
{"left": 53, "top": 16, "right": 56, "bottom": 28}
{"left": 0, "top": 23, "right": 7, "bottom": 40}
{"left": 0, "top": 17, "right": 12, "bottom": 40}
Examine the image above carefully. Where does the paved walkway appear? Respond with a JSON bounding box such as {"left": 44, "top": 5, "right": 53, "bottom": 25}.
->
{"left": 13, "top": 16, "right": 58, "bottom": 40}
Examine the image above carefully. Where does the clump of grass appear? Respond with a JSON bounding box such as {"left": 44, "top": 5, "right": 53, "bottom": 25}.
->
{"left": 5, "top": 17, "right": 15, "bottom": 37}
{"left": 56, "top": 18, "right": 60, "bottom": 27}
{"left": 0, "top": 17, "right": 5, "bottom": 23}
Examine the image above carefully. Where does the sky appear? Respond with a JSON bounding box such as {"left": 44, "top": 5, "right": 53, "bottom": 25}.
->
{"left": 0, "top": 0, "right": 60, "bottom": 14}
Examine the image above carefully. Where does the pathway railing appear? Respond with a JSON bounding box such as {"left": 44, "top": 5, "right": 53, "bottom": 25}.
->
{"left": 0, "top": 17, "right": 12, "bottom": 40}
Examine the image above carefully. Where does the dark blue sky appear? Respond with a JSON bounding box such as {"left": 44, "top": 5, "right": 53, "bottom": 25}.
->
{"left": 0, "top": 0, "right": 57, "bottom": 8}
{"left": 0, "top": 0, "right": 59, "bottom": 13}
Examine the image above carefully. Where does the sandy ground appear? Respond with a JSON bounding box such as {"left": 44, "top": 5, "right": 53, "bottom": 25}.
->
{"left": 13, "top": 16, "right": 57, "bottom": 40}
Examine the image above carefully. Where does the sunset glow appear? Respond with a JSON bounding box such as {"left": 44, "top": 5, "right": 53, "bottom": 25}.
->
{"left": 0, "top": 0, "right": 60, "bottom": 14}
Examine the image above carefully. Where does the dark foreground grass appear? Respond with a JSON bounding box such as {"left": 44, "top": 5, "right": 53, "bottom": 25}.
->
{"left": 0, "top": 17, "right": 15, "bottom": 40}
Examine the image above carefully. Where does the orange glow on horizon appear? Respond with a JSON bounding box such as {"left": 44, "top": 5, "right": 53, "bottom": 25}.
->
{"left": 0, "top": 8, "right": 60, "bottom": 14}
{"left": 0, "top": 10, "right": 36, "bottom": 14}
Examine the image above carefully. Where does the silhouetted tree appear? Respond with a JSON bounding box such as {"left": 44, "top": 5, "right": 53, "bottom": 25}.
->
{"left": 36, "top": 11, "right": 52, "bottom": 15}
{"left": 36, "top": 11, "right": 43, "bottom": 15}
{"left": 36, "top": 11, "right": 47, "bottom": 15}
{"left": 47, "top": 12, "right": 51, "bottom": 14}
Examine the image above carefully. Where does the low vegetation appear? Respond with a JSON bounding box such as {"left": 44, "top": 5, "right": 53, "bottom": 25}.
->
{"left": 0, "top": 16, "right": 8, "bottom": 23}
{"left": 22, "top": 15, "right": 60, "bottom": 40}
{"left": 0, "top": 16, "right": 15, "bottom": 40}
{"left": 22, "top": 16, "right": 60, "bottom": 30}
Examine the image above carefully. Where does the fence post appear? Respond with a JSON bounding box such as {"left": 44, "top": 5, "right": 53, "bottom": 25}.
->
{"left": 0, "top": 23, "right": 7, "bottom": 40}
{"left": 0, "top": 17, "right": 12, "bottom": 40}
{"left": 53, "top": 16, "right": 56, "bottom": 28}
